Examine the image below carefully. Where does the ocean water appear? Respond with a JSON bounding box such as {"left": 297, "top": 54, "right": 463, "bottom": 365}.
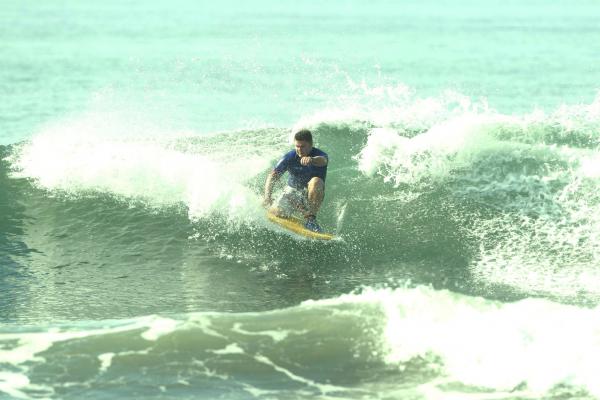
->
{"left": 2, "top": 0, "right": 600, "bottom": 398}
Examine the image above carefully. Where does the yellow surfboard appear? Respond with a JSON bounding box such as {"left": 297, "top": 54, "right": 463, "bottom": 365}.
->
{"left": 266, "top": 210, "right": 335, "bottom": 240}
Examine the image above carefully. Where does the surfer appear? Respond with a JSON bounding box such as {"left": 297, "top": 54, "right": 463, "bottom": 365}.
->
{"left": 263, "top": 129, "right": 328, "bottom": 232}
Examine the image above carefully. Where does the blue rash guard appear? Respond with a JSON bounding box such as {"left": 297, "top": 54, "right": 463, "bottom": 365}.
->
{"left": 273, "top": 148, "right": 328, "bottom": 190}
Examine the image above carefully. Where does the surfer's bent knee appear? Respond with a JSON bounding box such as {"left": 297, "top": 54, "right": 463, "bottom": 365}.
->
{"left": 307, "top": 177, "right": 324, "bottom": 192}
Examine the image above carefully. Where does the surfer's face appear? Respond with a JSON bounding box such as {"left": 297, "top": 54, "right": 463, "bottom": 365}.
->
{"left": 295, "top": 140, "right": 312, "bottom": 157}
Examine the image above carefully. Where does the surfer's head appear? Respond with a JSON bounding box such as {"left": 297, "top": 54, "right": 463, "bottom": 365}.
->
{"left": 294, "top": 129, "right": 313, "bottom": 144}
{"left": 294, "top": 129, "right": 313, "bottom": 157}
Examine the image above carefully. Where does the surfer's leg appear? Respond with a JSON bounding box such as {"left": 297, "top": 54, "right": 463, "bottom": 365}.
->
{"left": 286, "top": 188, "right": 309, "bottom": 215}
{"left": 306, "top": 177, "right": 324, "bottom": 218}
{"left": 271, "top": 187, "right": 298, "bottom": 217}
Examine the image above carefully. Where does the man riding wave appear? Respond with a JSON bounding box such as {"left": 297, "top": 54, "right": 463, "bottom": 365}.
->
{"left": 263, "top": 129, "right": 328, "bottom": 232}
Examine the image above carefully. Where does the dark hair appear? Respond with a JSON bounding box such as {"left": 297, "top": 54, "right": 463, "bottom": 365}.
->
{"left": 294, "top": 129, "right": 313, "bottom": 144}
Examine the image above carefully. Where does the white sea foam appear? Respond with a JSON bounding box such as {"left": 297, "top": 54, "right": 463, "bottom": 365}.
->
{"left": 468, "top": 145, "right": 600, "bottom": 300}
{"left": 293, "top": 84, "right": 490, "bottom": 134}
{"left": 344, "top": 98, "right": 600, "bottom": 301}
{"left": 0, "top": 372, "right": 32, "bottom": 400}
{"left": 0, "top": 317, "right": 158, "bottom": 399}
{"left": 253, "top": 354, "right": 352, "bottom": 395}
{"left": 210, "top": 343, "right": 245, "bottom": 355}
{"left": 355, "top": 114, "right": 509, "bottom": 186}
{"left": 0, "top": 318, "right": 156, "bottom": 367}
{"left": 141, "top": 317, "right": 179, "bottom": 341}
{"left": 302, "top": 286, "right": 600, "bottom": 398}
{"left": 232, "top": 322, "right": 300, "bottom": 342}
{"left": 97, "top": 352, "right": 115, "bottom": 373}
{"left": 1, "top": 287, "right": 599, "bottom": 399}
{"left": 9, "top": 111, "right": 278, "bottom": 225}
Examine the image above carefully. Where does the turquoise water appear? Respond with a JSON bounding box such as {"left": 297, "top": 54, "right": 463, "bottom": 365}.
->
{"left": 2, "top": 0, "right": 599, "bottom": 145}
{"left": 2, "top": 0, "right": 600, "bottom": 398}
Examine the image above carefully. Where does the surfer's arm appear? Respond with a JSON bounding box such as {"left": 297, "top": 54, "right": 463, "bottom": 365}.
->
{"left": 300, "top": 156, "right": 328, "bottom": 167}
{"left": 311, "top": 156, "right": 328, "bottom": 166}
{"left": 263, "top": 170, "right": 281, "bottom": 206}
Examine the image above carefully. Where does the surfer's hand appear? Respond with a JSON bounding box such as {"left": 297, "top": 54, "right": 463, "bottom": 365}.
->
{"left": 262, "top": 197, "right": 272, "bottom": 208}
{"left": 300, "top": 156, "right": 312, "bottom": 166}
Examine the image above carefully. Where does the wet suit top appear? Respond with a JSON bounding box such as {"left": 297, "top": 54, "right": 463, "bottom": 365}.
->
{"left": 273, "top": 148, "right": 328, "bottom": 190}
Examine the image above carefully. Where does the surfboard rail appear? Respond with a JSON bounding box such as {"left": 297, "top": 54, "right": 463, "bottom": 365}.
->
{"left": 266, "top": 211, "right": 335, "bottom": 240}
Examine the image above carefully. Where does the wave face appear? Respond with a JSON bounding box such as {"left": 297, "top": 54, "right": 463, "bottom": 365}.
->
{"left": 3, "top": 93, "right": 600, "bottom": 399}
{"left": 2, "top": 286, "right": 600, "bottom": 400}
{"left": 5, "top": 95, "right": 600, "bottom": 302}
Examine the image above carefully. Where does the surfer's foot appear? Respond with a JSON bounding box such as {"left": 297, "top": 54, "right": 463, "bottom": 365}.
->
{"left": 304, "top": 216, "right": 323, "bottom": 233}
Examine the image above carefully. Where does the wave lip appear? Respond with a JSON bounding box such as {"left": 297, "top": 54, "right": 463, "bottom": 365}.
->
{"left": 7, "top": 114, "right": 281, "bottom": 225}
{"left": 344, "top": 97, "right": 600, "bottom": 302}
